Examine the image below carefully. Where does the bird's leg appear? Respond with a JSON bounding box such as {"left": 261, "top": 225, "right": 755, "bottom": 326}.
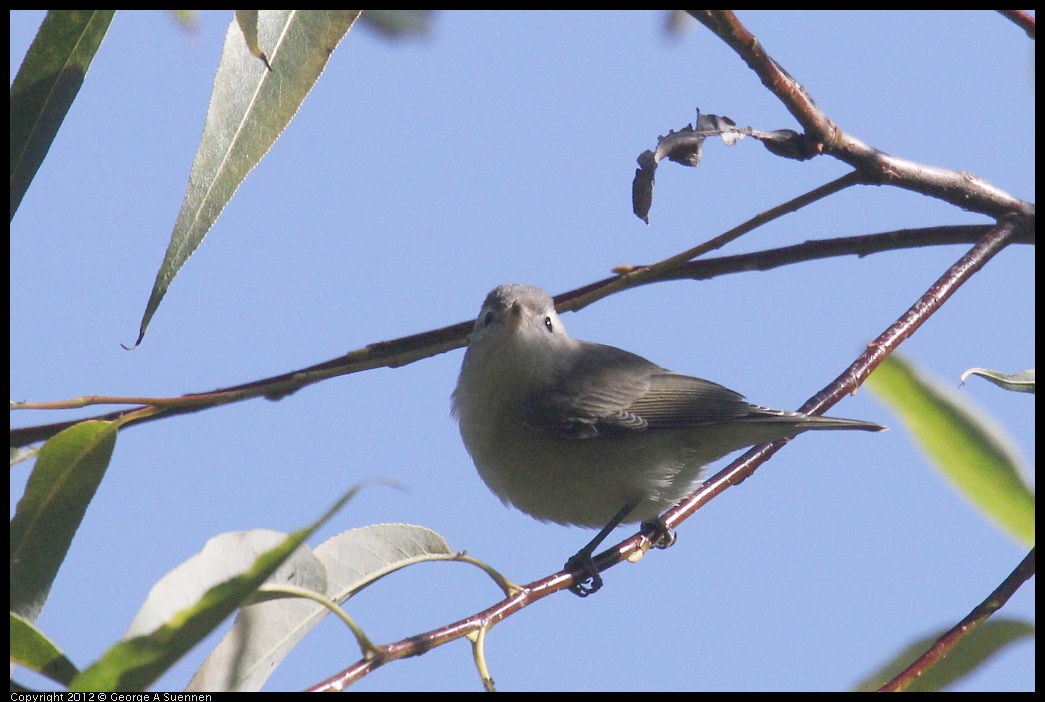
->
{"left": 565, "top": 503, "right": 635, "bottom": 597}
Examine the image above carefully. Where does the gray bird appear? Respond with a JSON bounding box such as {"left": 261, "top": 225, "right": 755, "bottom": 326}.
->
{"left": 452, "top": 284, "right": 884, "bottom": 594}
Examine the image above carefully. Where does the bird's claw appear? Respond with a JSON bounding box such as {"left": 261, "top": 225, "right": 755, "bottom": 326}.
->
{"left": 643, "top": 518, "right": 676, "bottom": 550}
{"left": 565, "top": 552, "right": 603, "bottom": 597}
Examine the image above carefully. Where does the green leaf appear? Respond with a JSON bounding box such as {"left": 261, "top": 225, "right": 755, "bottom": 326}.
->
{"left": 69, "top": 489, "right": 357, "bottom": 691}
{"left": 10, "top": 612, "right": 80, "bottom": 686}
{"left": 133, "top": 10, "right": 361, "bottom": 346}
{"left": 865, "top": 355, "right": 1034, "bottom": 545}
{"left": 10, "top": 10, "right": 115, "bottom": 220}
{"left": 852, "top": 618, "right": 1035, "bottom": 691}
{"left": 961, "top": 367, "right": 1035, "bottom": 394}
{"left": 188, "top": 524, "right": 454, "bottom": 692}
{"left": 10, "top": 420, "right": 118, "bottom": 623}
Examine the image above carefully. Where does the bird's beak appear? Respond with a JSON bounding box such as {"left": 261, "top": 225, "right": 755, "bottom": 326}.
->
{"left": 507, "top": 302, "right": 524, "bottom": 330}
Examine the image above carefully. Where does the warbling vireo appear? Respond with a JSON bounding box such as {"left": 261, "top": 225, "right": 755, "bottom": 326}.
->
{"left": 452, "top": 284, "right": 884, "bottom": 595}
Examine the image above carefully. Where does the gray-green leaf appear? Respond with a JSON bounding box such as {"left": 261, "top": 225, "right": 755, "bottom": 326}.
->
{"left": 133, "top": 10, "right": 361, "bottom": 345}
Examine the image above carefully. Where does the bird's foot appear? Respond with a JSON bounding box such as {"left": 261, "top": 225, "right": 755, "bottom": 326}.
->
{"left": 642, "top": 517, "right": 676, "bottom": 550}
{"left": 564, "top": 551, "right": 603, "bottom": 597}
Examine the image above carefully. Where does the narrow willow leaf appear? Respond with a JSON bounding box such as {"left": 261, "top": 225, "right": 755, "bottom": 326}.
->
{"left": 187, "top": 524, "right": 454, "bottom": 692}
{"left": 134, "top": 10, "right": 361, "bottom": 345}
{"left": 10, "top": 10, "right": 115, "bottom": 220}
{"left": 69, "top": 489, "right": 356, "bottom": 691}
{"left": 961, "top": 367, "right": 1035, "bottom": 394}
{"left": 10, "top": 420, "right": 118, "bottom": 623}
{"left": 866, "top": 355, "right": 1034, "bottom": 545}
{"left": 10, "top": 612, "right": 80, "bottom": 686}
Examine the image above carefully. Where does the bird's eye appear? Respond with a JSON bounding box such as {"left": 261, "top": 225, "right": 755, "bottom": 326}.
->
{"left": 481, "top": 311, "right": 494, "bottom": 328}
{"left": 544, "top": 316, "right": 554, "bottom": 332}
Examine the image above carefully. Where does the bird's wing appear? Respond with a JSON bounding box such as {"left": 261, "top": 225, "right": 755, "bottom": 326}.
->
{"left": 625, "top": 372, "right": 766, "bottom": 429}
{"left": 524, "top": 343, "right": 760, "bottom": 439}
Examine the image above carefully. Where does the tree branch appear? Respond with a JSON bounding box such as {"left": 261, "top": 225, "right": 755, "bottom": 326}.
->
{"left": 12, "top": 221, "right": 1029, "bottom": 448}
{"left": 687, "top": 11, "right": 1033, "bottom": 220}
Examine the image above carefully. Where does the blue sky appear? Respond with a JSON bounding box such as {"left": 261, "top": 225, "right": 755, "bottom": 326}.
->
{"left": 11, "top": 10, "right": 1034, "bottom": 692}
